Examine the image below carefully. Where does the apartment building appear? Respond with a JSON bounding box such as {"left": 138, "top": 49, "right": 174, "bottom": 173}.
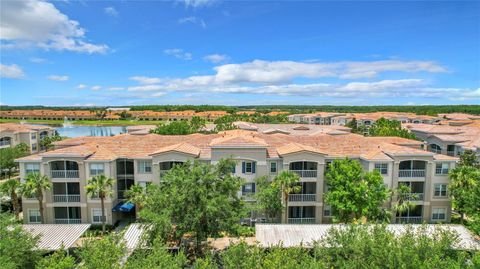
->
{"left": 16, "top": 130, "right": 456, "bottom": 225}
{"left": 288, "top": 112, "right": 441, "bottom": 126}
{"left": 0, "top": 123, "right": 55, "bottom": 153}
{"left": 404, "top": 123, "right": 480, "bottom": 158}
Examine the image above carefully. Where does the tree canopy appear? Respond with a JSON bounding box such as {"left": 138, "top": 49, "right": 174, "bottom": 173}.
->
{"left": 324, "top": 159, "right": 390, "bottom": 223}
{"left": 0, "top": 143, "right": 30, "bottom": 177}
{"left": 364, "top": 118, "right": 417, "bottom": 139}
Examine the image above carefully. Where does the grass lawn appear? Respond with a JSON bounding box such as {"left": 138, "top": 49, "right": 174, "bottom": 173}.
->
{"left": 0, "top": 118, "right": 166, "bottom": 126}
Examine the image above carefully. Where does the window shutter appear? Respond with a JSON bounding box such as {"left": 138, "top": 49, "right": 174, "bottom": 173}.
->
{"left": 242, "top": 162, "right": 246, "bottom": 173}
{"left": 252, "top": 162, "right": 256, "bottom": 173}
{"left": 242, "top": 185, "right": 246, "bottom": 193}
{"left": 252, "top": 183, "right": 256, "bottom": 193}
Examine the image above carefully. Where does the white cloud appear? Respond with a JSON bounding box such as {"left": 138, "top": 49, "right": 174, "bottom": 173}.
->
{"left": 104, "top": 7, "right": 119, "bottom": 17}
{"left": 180, "top": 0, "right": 218, "bottom": 8}
{"left": 152, "top": 92, "right": 167, "bottom": 97}
{"left": 77, "top": 84, "right": 87, "bottom": 89}
{"left": 178, "top": 16, "right": 206, "bottom": 28}
{"left": 91, "top": 85, "right": 102, "bottom": 90}
{"left": 0, "top": 64, "right": 25, "bottom": 78}
{"left": 107, "top": 87, "right": 125, "bottom": 91}
{"left": 1, "top": 0, "right": 108, "bottom": 53}
{"left": 203, "top": 54, "right": 229, "bottom": 63}
{"left": 127, "top": 85, "right": 163, "bottom": 91}
{"left": 164, "top": 48, "right": 192, "bottom": 60}
{"left": 47, "top": 75, "right": 69, "bottom": 81}
{"left": 129, "top": 76, "right": 162, "bottom": 84}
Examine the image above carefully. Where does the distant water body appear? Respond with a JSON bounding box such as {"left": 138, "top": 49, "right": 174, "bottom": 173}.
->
{"left": 41, "top": 125, "right": 127, "bottom": 137}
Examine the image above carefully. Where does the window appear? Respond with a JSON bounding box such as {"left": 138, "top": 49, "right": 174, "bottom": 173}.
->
{"left": 242, "top": 161, "right": 255, "bottom": 174}
{"left": 31, "top": 133, "right": 36, "bottom": 139}
{"left": 242, "top": 183, "right": 256, "bottom": 196}
{"left": 323, "top": 205, "right": 332, "bottom": 217}
{"left": 270, "top": 162, "right": 277, "bottom": 173}
{"left": 25, "top": 163, "right": 40, "bottom": 174}
{"left": 137, "top": 160, "right": 152, "bottom": 173}
{"left": 31, "top": 143, "right": 37, "bottom": 151}
{"left": 435, "top": 163, "right": 449, "bottom": 175}
{"left": 231, "top": 164, "right": 236, "bottom": 174}
{"left": 432, "top": 208, "right": 446, "bottom": 221}
{"left": 374, "top": 163, "right": 388, "bottom": 175}
{"left": 90, "top": 163, "right": 104, "bottom": 176}
{"left": 28, "top": 210, "right": 41, "bottom": 223}
{"left": 92, "top": 209, "right": 103, "bottom": 223}
{"left": 434, "top": 184, "right": 448, "bottom": 197}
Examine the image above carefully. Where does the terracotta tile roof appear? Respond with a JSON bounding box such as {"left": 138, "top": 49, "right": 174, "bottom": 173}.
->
{"left": 150, "top": 143, "right": 201, "bottom": 157}
{"left": 210, "top": 131, "right": 268, "bottom": 147}
{"left": 277, "top": 143, "right": 326, "bottom": 156}
{"left": 0, "top": 123, "right": 53, "bottom": 133}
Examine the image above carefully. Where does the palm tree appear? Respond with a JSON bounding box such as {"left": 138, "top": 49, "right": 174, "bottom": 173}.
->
{"left": 391, "top": 184, "right": 418, "bottom": 223}
{"left": 21, "top": 172, "right": 51, "bottom": 223}
{"left": 125, "top": 183, "right": 147, "bottom": 215}
{"left": 273, "top": 171, "right": 301, "bottom": 223}
{"left": 0, "top": 178, "right": 21, "bottom": 219}
{"left": 85, "top": 174, "right": 114, "bottom": 234}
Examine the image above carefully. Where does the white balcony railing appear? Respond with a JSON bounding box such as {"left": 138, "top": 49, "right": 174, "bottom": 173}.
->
{"left": 288, "top": 218, "right": 316, "bottom": 224}
{"left": 289, "top": 194, "right": 316, "bottom": 202}
{"left": 398, "top": 169, "right": 425, "bottom": 178}
{"left": 54, "top": 218, "right": 82, "bottom": 224}
{"left": 428, "top": 148, "right": 442, "bottom": 154}
{"left": 51, "top": 170, "right": 79, "bottom": 178}
{"left": 404, "top": 193, "right": 424, "bottom": 201}
{"left": 395, "top": 217, "right": 423, "bottom": 224}
{"left": 447, "top": 150, "right": 455, "bottom": 156}
{"left": 53, "top": 194, "right": 81, "bottom": 203}
{"left": 435, "top": 168, "right": 449, "bottom": 175}
{"left": 290, "top": 170, "right": 317, "bottom": 178}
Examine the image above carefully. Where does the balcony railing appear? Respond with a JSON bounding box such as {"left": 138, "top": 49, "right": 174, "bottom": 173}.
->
{"left": 398, "top": 169, "right": 425, "bottom": 178}
{"left": 435, "top": 168, "right": 449, "bottom": 175}
{"left": 54, "top": 218, "right": 82, "bottom": 224}
{"left": 51, "top": 170, "right": 79, "bottom": 178}
{"left": 53, "top": 194, "right": 81, "bottom": 203}
{"left": 447, "top": 150, "right": 455, "bottom": 156}
{"left": 26, "top": 169, "right": 40, "bottom": 175}
{"left": 288, "top": 218, "right": 316, "bottom": 224}
{"left": 289, "top": 194, "right": 316, "bottom": 202}
{"left": 428, "top": 148, "right": 441, "bottom": 154}
{"left": 395, "top": 217, "right": 423, "bottom": 224}
{"left": 404, "top": 193, "right": 424, "bottom": 201}
{"left": 290, "top": 170, "right": 317, "bottom": 178}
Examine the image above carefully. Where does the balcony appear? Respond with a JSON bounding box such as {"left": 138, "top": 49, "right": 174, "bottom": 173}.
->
{"left": 395, "top": 217, "right": 423, "bottom": 224}
{"left": 290, "top": 170, "right": 317, "bottom": 178}
{"left": 404, "top": 193, "right": 424, "bottom": 201}
{"left": 398, "top": 169, "right": 425, "bottom": 178}
{"left": 435, "top": 168, "right": 449, "bottom": 175}
{"left": 54, "top": 218, "right": 81, "bottom": 224}
{"left": 53, "top": 194, "right": 81, "bottom": 203}
{"left": 51, "top": 170, "right": 79, "bottom": 178}
{"left": 447, "top": 150, "right": 455, "bottom": 157}
{"left": 288, "top": 218, "right": 316, "bottom": 224}
{"left": 289, "top": 194, "right": 316, "bottom": 202}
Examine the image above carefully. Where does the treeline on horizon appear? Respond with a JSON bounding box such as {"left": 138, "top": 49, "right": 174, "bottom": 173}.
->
{"left": 1, "top": 105, "right": 480, "bottom": 115}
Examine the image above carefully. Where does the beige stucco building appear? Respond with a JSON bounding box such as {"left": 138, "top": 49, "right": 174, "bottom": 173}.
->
{"left": 0, "top": 123, "right": 55, "bottom": 153}
{"left": 16, "top": 129, "right": 456, "bottom": 225}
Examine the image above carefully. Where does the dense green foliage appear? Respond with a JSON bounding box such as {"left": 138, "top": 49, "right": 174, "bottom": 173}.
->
{"left": 150, "top": 116, "right": 207, "bottom": 135}
{"left": 325, "top": 159, "right": 390, "bottom": 223}
{"left": 254, "top": 176, "right": 283, "bottom": 222}
{"left": 360, "top": 117, "right": 417, "bottom": 139}
{"left": 0, "top": 178, "right": 21, "bottom": 219}
{"left": 0, "top": 143, "right": 30, "bottom": 177}
{"left": 140, "top": 159, "right": 245, "bottom": 252}
{"left": 214, "top": 113, "right": 289, "bottom": 125}
{"left": 458, "top": 149, "right": 480, "bottom": 168}
{"left": 36, "top": 248, "right": 76, "bottom": 269}
{"left": 0, "top": 214, "right": 41, "bottom": 269}
{"left": 77, "top": 234, "right": 126, "bottom": 269}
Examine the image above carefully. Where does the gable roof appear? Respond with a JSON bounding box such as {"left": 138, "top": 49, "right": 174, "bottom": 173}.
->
{"left": 150, "top": 143, "right": 201, "bottom": 157}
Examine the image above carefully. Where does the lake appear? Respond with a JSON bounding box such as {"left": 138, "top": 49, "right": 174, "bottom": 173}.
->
{"left": 54, "top": 125, "right": 127, "bottom": 137}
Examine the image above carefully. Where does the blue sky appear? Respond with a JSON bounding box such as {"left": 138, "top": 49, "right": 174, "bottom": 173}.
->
{"left": 0, "top": 0, "right": 479, "bottom": 106}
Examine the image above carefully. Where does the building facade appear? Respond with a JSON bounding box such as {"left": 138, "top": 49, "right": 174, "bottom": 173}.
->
{"left": 0, "top": 123, "right": 55, "bottom": 153}
{"left": 17, "top": 130, "right": 456, "bottom": 225}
